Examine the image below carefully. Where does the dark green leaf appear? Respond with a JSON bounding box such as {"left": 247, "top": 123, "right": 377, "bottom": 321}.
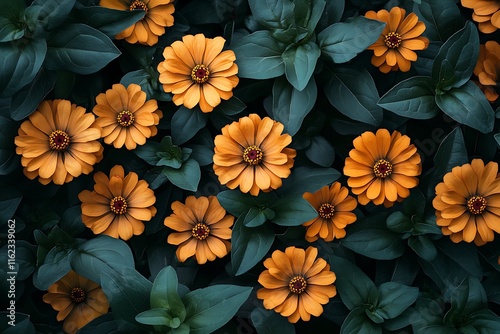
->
{"left": 325, "top": 65, "right": 382, "bottom": 125}
{"left": 413, "top": 0, "right": 463, "bottom": 42}
{"left": 79, "top": 313, "right": 119, "bottom": 334}
{"left": 408, "top": 235, "right": 437, "bottom": 261}
{"left": 469, "top": 309, "right": 500, "bottom": 332}
{"left": 0, "top": 0, "right": 25, "bottom": 42}
{"left": 250, "top": 307, "right": 296, "bottom": 334}
{"left": 276, "top": 166, "right": 341, "bottom": 197}
{"left": 271, "top": 76, "right": 317, "bottom": 136}
{"left": 432, "top": 21, "right": 479, "bottom": 91}
{"left": 232, "top": 30, "right": 286, "bottom": 79}
{"left": 183, "top": 284, "right": 252, "bottom": 334}
{"left": 186, "top": 144, "right": 213, "bottom": 166}
{"left": 0, "top": 17, "right": 24, "bottom": 42}
{"left": 270, "top": 196, "right": 317, "bottom": 226}
{"left": 317, "top": 0, "right": 344, "bottom": 30}
{"left": 214, "top": 96, "right": 246, "bottom": 116}
{"left": 444, "top": 276, "right": 487, "bottom": 326}
{"left": 304, "top": 0, "right": 326, "bottom": 35}
{"left": 150, "top": 266, "right": 186, "bottom": 321}
{"left": 342, "top": 226, "right": 406, "bottom": 260}
{"left": 386, "top": 212, "right": 413, "bottom": 234}
{"left": 171, "top": 106, "right": 208, "bottom": 145}
{"left": 33, "top": 247, "right": 74, "bottom": 290}
{"left": 76, "top": 5, "right": 146, "bottom": 37}
{"left": 120, "top": 69, "right": 157, "bottom": 100}
{"left": 231, "top": 216, "right": 274, "bottom": 275}
{"left": 162, "top": 158, "right": 201, "bottom": 192}
{"left": 217, "top": 190, "right": 264, "bottom": 217}
{"left": 136, "top": 308, "right": 181, "bottom": 328}
{"left": 378, "top": 76, "right": 439, "bottom": 119}
{"left": 0, "top": 192, "right": 22, "bottom": 223}
{"left": 248, "top": 0, "right": 294, "bottom": 30}
{"left": 45, "top": 23, "right": 120, "bottom": 75}
{"left": 375, "top": 282, "right": 419, "bottom": 320}
{"left": 436, "top": 240, "right": 483, "bottom": 279}
{"left": 243, "top": 207, "right": 270, "bottom": 227}
{"left": 318, "top": 16, "right": 385, "bottom": 64}
{"left": 213, "top": 0, "right": 248, "bottom": 22}
{"left": 435, "top": 81, "right": 495, "bottom": 133}
{"left": 30, "top": 0, "right": 76, "bottom": 31}
{"left": 383, "top": 308, "right": 419, "bottom": 331}
{"left": 282, "top": 42, "right": 320, "bottom": 91}
{"left": 305, "top": 135, "right": 335, "bottom": 167}
{"left": 341, "top": 308, "right": 382, "bottom": 334}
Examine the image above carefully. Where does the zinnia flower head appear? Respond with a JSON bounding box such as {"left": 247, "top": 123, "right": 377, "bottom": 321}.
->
{"left": 257, "top": 246, "right": 337, "bottom": 323}
{"left": 93, "top": 83, "right": 163, "bottom": 150}
{"left": 213, "top": 113, "right": 296, "bottom": 196}
{"left": 43, "top": 270, "right": 109, "bottom": 334}
{"left": 157, "top": 33, "right": 239, "bottom": 113}
{"left": 461, "top": 0, "right": 500, "bottom": 33}
{"left": 433, "top": 159, "right": 500, "bottom": 246}
{"left": 99, "top": 0, "right": 175, "bottom": 45}
{"left": 79, "top": 165, "right": 157, "bottom": 241}
{"left": 302, "top": 182, "right": 357, "bottom": 242}
{"left": 365, "top": 7, "right": 429, "bottom": 73}
{"left": 14, "top": 99, "right": 103, "bottom": 185}
{"left": 344, "top": 129, "right": 422, "bottom": 207}
{"left": 473, "top": 41, "right": 500, "bottom": 102}
{"left": 164, "top": 195, "right": 234, "bottom": 265}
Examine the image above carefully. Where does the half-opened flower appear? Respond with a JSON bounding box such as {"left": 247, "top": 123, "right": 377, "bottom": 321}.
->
{"left": 93, "top": 83, "right": 163, "bottom": 150}
{"left": 14, "top": 99, "right": 103, "bottom": 185}
{"left": 164, "top": 196, "right": 234, "bottom": 264}
{"left": 433, "top": 159, "right": 500, "bottom": 245}
{"left": 79, "top": 165, "right": 157, "bottom": 241}
{"left": 99, "top": 0, "right": 175, "bottom": 45}
{"left": 257, "top": 246, "right": 337, "bottom": 323}
{"left": 365, "top": 7, "right": 429, "bottom": 73}
{"left": 461, "top": 0, "right": 500, "bottom": 33}
{"left": 474, "top": 41, "right": 500, "bottom": 102}
{"left": 344, "top": 129, "right": 422, "bottom": 207}
{"left": 157, "top": 33, "right": 239, "bottom": 113}
{"left": 213, "top": 113, "right": 296, "bottom": 196}
{"left": 43, "top": 270, "right": 109, "bottom": 334}
{"left": 302, "top": 182, "right": 357, "bottom": 242}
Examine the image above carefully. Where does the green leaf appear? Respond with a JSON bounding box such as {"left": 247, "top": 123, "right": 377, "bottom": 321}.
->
{"left": 135, "top": 136, "right": 184, "bottom": 168}
{"left": 341, "top": 308, "right": 382, "bottom": 334}
{"left": 214, "top": 96, "right": 247, "bottom": 116}
{"left": 136, "top": 308, "right": 181, "bottom": 328}
{"left": 282, "top": 42, "right": 320, "bottom": 91}
{"left": 120, "top": 69, "right": 158, "bottom": 100}
{"left": 71, "top": 235, "right": 135, "bottom": 285}
{"left": 413, "top": 0, "right": 463, "bottom": 42}
{"left": 0, "top": 17, "right": 24, "bottom": 42}
{"left": 232, "top": 30, "right": 286, "bottom": 79}
{"left": 375, "top": 282, "right": 419, "bottom": 320}
{"left": 270, "top": 196, "right": 317, "bottom": 226}
{"left": 325, "top": 65, "right": 383, "bottom": 125}
{"left": 435, "top": 81, "right": 495, "bottom": 133}
{"left": 213, "top": 0, "right": 248, "bottom": 23}
{"left": 317, "top": 0, "right": 344, "bottom": 30}
{"left": 271, "top": 76, "right": 317, "bottom": 136}
{"left": 444, "top": 276, "right": 487, "bottom": 326}
{"left": 75, "top": 5, "right": 146, "bottom": 37}
{"left": 231, "top": 216, "right": 275, "bottom": 275}
{"left": 216, "top": 190, "right": 265, "bottom": 217}
{"left": 248, "top": 0, "right": 294, "bottom": 30}
{"left": 304, "top": 0, "right": 326, "bottom": 34}
{"left": 183, "top": 284, "right": 252, "bottom": 334}
{"left": 0, "top": 191, "right": 22, "bottom": 223}
{"left": 243, "top": 207, "right": 274, "bottom": 227}
{"left": 386, "top": 212, "right": 413, "bottom": 234}
{"left": 432, "top": 21, "right": 479, "bottom": 91}
{"left": 171, "top": 106, "right": 208, "bottom": 145}
{"left": 150, "top": 266, "right": 186, "bottom": 321}
{"left": 33, "top": 246, "right": 74, "bottom": 290}
{"left": 29, "top": 0, "right": 76, "bottom": 31}
{"left": 378, "top": 76, "right": 439, "bottom": 120}
{"left": 436, "top": 240, "right": 483, "bottom": 279}
{"left": 408, "top": 235, "right": 437, "bottom": 261}
{"left": 276, "top": 166, "right": 340, "bottom": 197}
{"left": 0, "top": 0, "right": 25, "bottom": 42}
{"left": 318, "top": 16, "right": 385, "bottom": 64}
{"left": 250, "top": 307, "right": 296, "bottom": 334}
{"left": 0, "top": 38, "right": 47, "bottom": 98}
{"left": 305, "top": 136, "right": 335, "bottom": 167}
{"left": 162, "top": 158, "right": 201, "bottom": 192}
{"left": 45, "top": 23, "right": 121, "bottom": 75}
{"left": 469, "top": 310, "right": 500, "bottom": 332}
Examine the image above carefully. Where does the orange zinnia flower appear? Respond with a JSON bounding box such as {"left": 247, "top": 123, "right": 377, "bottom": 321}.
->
{"left": 213, "top": 113, "right": 296, "bottom": 196}
{"left": 365, "top": 7, "right": 429, "bottom": 73}
{"left": 93, "top": 83, "right": 163, "bottom": 150}
{"left": 344, "top": 129, "right": 422, "bottom": 207}
{"left": 473, "top": 41, "right": 500, "bottom": 102}
{"left": 99, "top": 0, "right": 175, "bottom": 45}
{"left": 157, "top": 33, "right": 239, "bottom": 113}
{"left": 433, "top": 159, "right": 500, "bottom": 246}
{"left": 302, "top": 182, "right": 357, "bottom": 242}
{"left": 461, "top": 0, "right": 500, "bottom": 33}
{"left": 43, "top": 270, "right": 109, "bottom": 334}
{"left": 14, "top": 99, "right": 103, "bottom": 185}
{"left": 164, "top": 196, "right": 234, "bottom": 265}
{"left": 79, "top": 165, "right": 157, "bottom": 241}
{"left": 257, "top": 246, "right": 337, "bottom": 323}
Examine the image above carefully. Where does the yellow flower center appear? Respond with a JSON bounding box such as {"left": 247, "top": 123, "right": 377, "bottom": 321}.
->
{"left": 192, "top": 223, "right": 210, "bottom": 240}
{"left": 191, "top": 64, "right": 210, "bottom": 84}
{"left": 243, "top": 145, "right": 263, "bottom": 165}
{"left": 467, "top": 196, "right": 487, "bottom": 215}
{"left": 110, "top": 196, "right": 127, "bottom": 215}
{"left": 129, "top": 0, "right": 148, "bottom": 12}
{"left": 318, "top": 203, "right": 335, "bottom": 219}
{"left": 384, "top": 32, "right": 402, "bottom": 49}
{"left": 70, "top": 287, "right": 86, "bottom": 303}
{"left": 49, "top": 130, "right": 70, "bottom": 151}
{"left": 289, "top": 276, "right": 307, "bottom": 294}
{"left": 117, "top": 110, "right": 135, "bottom": 127}
{"left": 373, "top": 159, "right": 393, "bottom": 178}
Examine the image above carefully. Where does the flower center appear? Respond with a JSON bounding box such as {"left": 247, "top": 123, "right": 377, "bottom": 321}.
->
{"left": 117, "top": 110, "right": 135, "bottom": 127}
{"left": 289, "top": 276, "right": 307, "bottom": 294}
{"left": 191, "top": 64, "right": 210, "bottom": 84}
{"left": 373, "top": 159, "right": 393, "bottom": 178}
{"left": 129, "top": 0, "right": 148, "bottom": 12}
{"left": 243, "top": 145, "right": 263, "bottom": 165}
{"left": 192, "top": 223, "right": 210, "bottom": 240}
{"left": 49, "top": 130, "right": 70, "bottom": 151}
{"left": 384, "top": 32, "right": 402, "bottom": 49}
{"left": 318, "top": 203, "right": 335, "bottom": 219}
{"left": 110, "top": 196, "right": 127, "bottom": 215}
{"left": 467, "top": 196, "right": 487, "bottom": 215}
{"left": 70, "top": 287, "right": 86, "bottom": 303}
